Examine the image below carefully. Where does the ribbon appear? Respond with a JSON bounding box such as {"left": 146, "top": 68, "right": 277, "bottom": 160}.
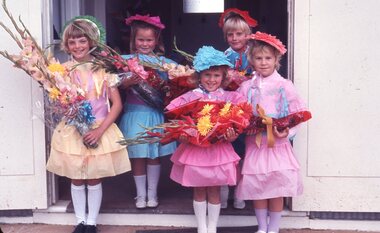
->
{"left": 255, "top": 104, "right": 275, "bottom": 148}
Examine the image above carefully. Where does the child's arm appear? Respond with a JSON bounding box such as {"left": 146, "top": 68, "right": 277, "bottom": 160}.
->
{"left": 273, "top": 126, "right": 289, "bottom": 138}
{"left": 83, "top": 87, "right": 122, "bottom": 146}
{"left": 120, "top": 73, "right": 140, "bottom": 89}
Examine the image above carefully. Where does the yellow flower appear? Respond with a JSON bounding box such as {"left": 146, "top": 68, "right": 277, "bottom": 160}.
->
{"left": 48, "top": 87, "right": 61, "bottom": 100}
{"left": 197, "top": 115, "right": 214, "bottom": 136}
{"left": 48, "top": 63, "right": 65, "bottom": 75}
{"left": 219, "top": 102, "right": 231, "bottom": 116}
{"left": 200, "top": 104, "right": 214, "bottom": 116}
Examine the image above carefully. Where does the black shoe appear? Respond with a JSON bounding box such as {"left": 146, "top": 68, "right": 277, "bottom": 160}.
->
{"left": 72, "top": 222, "right": 86, "bottom": 233}
{"left": 84, "top": 225, "right": 97, "bottom": 233}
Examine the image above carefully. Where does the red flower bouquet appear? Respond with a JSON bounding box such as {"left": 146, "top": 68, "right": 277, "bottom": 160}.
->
{"left": 223, "top": 69, "right": 252, "bottom": 91}
{"left": 91, "top": 47, "right": 169, "bottom": 109}
{"left": 246, "top": 104, "right": 312, "bottom": 147}
{"left": 247, "top": 108, "right": 312, "bottom": 135}
{"left": 162, "top": 63, "right": 197, "bottom": 106}
{"left": 118, "top": 100, "right": 253, "bottom": 147}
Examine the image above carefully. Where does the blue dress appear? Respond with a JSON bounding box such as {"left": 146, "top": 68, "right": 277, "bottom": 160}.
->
{"left": 224, "top": 47, "right": 253, "bottom": 75}
{"left": 225, "top": 47, "right": 252, "bottom": 156}
{"left": 118, "top": 54, "right": 176, "bottom": 159}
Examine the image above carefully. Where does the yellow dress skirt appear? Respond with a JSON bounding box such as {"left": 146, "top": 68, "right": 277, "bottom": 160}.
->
{"left": 46, "top": 121, "right": 131, "bottom": 180}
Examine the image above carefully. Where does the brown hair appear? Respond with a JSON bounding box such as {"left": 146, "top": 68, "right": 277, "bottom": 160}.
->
{"left": 129, "top": 21, "right": 165, "bottom": 55}
{"left": 247, "top": 40, "right": 282, "bottom": 70}
{"left": 61, "top": 20, "right": 99, "bottom": 53}
{"left": 195, "top": 65, "right": 229, "bottom": 82}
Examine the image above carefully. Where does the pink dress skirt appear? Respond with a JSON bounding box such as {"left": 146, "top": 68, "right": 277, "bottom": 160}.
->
{"left": 170, "top": 142, "right": 240, "bottom": 187}
{"left": 236, "top": 136, "right": 303, "bottom": 200}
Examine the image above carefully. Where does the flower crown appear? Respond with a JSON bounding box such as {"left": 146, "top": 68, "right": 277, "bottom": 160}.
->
{"left": 250, "top": 31, "right": 287, "bottom": 55}
{"left": 125, "top": 14, "right": 165, "bottom": 29}
{"left": 219, "top": 8, "right": 258, "bottom": 28}
{"left": 193, "top": 46, "right": 233, "bottom": 72}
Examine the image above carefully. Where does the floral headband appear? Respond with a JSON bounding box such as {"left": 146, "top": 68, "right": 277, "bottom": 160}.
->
{"left": 125, "top": 14, "right": 165, "bottom": 29}
{"left": 218, "top": 8, "right": 258, "bottom": 28}
{"left": 193, "top": 46, "right": 233, "bottom": 72}
{"left": 250, "top": 31, "right": 287, "bottom": 55}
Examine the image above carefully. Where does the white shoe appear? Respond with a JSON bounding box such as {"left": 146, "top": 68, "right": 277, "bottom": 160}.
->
{"left": 147, "top": 197, "right": 159, "bottom": 208}
{"left": 221, "top": 201, "right": 227, "bottom": 209}
{"left": 233, "top": 198, "right": 246, "bottom": 209}
{"left": 135, "top": 196, "right": 146, "bottom": 209}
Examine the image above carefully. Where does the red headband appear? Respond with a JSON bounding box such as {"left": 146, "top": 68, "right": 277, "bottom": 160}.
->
{"left": 250, "top": 31, "right": 287, "bottom": 55}
{"left": 125, "top": 14, "right": 165, "bottom": 29}
{"left": 219, "top": 8, "right": 258, "bottom": 28}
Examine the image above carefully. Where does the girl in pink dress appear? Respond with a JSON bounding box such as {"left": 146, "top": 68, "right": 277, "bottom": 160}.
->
{"left": 236, "top": 32, "right": 307, "bottom": 233}
{"left": 166, "top": 46, "right": 246, "bottom": 233}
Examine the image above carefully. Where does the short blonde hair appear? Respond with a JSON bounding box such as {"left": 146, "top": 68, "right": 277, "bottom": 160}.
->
{"left": 61, "top": 20, "right": 99, "bottom": 53}
{"left": 222, "top": 16, "right": 251, "bottom": 40}
{"left": 247, "top": 40, "right": 282, "bottom": 70}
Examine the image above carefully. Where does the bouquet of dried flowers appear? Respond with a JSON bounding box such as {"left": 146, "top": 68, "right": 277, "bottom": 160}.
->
{"left": 0, "top": 0, "right": 97, "bottom": 148}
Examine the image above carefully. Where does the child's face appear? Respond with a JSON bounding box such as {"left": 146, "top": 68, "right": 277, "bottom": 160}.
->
{"left": 67, "top": 36, "right": 91, "bottom": 62}
{"left": 135, "top": 28, "right": 157, "bottom": 55}
{"left": 251, "top": 47, "right": 277, "bottom": 77}
{"left": 200, "top": 68, "right": 224, "bottom": 92}
{"left": 226, "top": 29, "right": 249, "bottom": 53}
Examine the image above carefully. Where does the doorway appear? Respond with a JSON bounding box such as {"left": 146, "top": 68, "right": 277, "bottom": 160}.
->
{"left": 54, "top": 0, "right": 291, "bottom": 215}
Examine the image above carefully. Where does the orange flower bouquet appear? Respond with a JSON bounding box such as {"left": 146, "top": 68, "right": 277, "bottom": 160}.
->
{"left": 118, "top": 99, "right": 253, "bottom": 147}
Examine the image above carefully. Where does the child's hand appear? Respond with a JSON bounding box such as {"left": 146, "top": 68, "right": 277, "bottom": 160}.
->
{"left": 178, "top": 134, "right": 188, "bottom": 143}
{"left": 224, "top": 127, "right": 238, "bottom": 142}
{"left": 83, "top": 127, "right": 105, "bottom": 146}
{"left": 120, "top": 73, "right": 140, "bottom": 88}
{"left": 245, "top": 129, "right": 256, "bottom": 136}
{"left": 273, "top": 126, "right": 289, "bottom": 138}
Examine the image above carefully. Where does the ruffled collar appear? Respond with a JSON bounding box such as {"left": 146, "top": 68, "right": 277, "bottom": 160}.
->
{"left": 194, "top": 87, "right": 225, "bottom": 96}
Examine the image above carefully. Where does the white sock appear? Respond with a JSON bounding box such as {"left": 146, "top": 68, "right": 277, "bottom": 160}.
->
{"left": 207, "top": 203, "right": 221, "bottom": 233}
{"left": 193, "top": 200, "right": 207, "bottom": 233}
{"left": 147, "top": 164, "right": 160, "bottom": 201}
{"left": 134, "top": 175, "right": 147, "bottom": 199}
{"left": 71, "top": 184, "right": 86, "bottom": 224}
{"left": 220, "top": 185, "right": 229, "bottom": 207}
{"left": 87, "top": 183, "right": 102, "bottom": 226}
{"left": 268, "top": 211, "right": 282, "bottom": 233}
{"left": 254, "top": 208, "right": 268, "bottom": 232}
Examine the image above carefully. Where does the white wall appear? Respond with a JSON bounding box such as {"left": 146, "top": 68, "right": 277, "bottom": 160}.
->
{"left": 293, "top": 0, "right": 380, "bottom": 212}
{"left": 0, "top": 0, "right": 47, "bottom": 210}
